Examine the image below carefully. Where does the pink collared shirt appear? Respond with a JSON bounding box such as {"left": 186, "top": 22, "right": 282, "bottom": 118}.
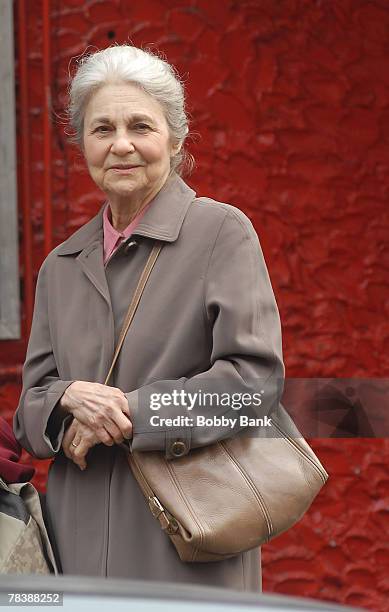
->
{"left": 103, "top": 202, "right": 150, "bottom": 265}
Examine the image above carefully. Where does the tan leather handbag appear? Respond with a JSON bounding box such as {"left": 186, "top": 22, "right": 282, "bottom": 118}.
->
{"left": 106, "top": 241, "right": 329, "bottom": 562}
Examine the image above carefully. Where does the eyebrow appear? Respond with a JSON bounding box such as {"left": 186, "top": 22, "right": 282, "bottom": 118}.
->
{"left": 90, "top": 114, "right": 155, "bottom": 126}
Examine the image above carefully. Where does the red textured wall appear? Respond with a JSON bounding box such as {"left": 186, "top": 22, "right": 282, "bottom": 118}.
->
{"left": 1, "top": 1, "right": 388, "bottom": 610}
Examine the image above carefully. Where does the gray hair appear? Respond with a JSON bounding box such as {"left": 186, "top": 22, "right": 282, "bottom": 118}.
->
{"left": 67, "top": 44, "right": 193, "bottom": 175}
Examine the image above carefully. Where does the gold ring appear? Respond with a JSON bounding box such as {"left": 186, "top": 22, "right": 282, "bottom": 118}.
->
{"left": 71, "top": 441, "right": 78, "bottom": 448}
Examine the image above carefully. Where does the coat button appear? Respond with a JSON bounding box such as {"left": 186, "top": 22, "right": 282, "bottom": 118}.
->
{"left": 124, "top": 239, "right": 138, "bottom": 254}
{"left": 171, "top": 441, "right": 187, "bottom": 457}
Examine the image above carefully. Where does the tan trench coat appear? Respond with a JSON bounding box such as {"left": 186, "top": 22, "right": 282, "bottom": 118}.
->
{"left": 14, "top": 175, "right": 285, "bottom": 591}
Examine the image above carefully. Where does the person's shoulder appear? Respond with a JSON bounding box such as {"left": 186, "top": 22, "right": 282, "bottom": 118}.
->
{"left": 38, "top": 207, "right": 104, "bottom": 271}
{"left": 189, "top": 195, "right": 256, "bottom": 236}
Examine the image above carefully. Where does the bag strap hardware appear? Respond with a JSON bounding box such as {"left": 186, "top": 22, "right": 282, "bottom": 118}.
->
{"left": 148, "top": 495, "right": 165, "bottom": 518}
{"left": 148, "top": 496, "right": 179, "bottom": 534}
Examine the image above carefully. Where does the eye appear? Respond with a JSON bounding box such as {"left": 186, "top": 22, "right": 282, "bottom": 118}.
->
{"left": 93, "top": 125, "right": 111, "bottom": 133}
{"left": 134, "top": 123, "right": 151, "bottom": 131}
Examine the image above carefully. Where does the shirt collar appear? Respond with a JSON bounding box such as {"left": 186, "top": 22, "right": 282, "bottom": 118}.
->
{"left": 102, "top": 200, "right": 150, "bottom": 263}
{"left": 56, "top": 175, "right": 197, "bottom": 256}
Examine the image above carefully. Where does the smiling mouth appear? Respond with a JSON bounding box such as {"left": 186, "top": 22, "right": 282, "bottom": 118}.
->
{"left": 110, "top": 165, "right": 140, "bottom": 170}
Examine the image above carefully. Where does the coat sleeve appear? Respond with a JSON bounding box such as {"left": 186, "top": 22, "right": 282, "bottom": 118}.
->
{"left": 13, "top": 258, "right": 75, "bottom": 459}
{"left": 125, "top": 208, "right": 285, "bottom": 459}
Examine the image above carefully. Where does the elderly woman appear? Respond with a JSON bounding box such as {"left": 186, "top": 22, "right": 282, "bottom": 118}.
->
{"left": 14, "top": 45, "right": 284, "bottom": 591}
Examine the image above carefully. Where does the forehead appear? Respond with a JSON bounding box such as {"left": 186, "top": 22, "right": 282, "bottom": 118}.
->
{"left": 84, "top": 82, "right": 166, "bottom": 124}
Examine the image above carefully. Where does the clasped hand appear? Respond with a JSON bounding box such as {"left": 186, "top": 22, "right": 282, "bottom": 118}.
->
{"left": 60, "top": 381, "right": 133, "bottom": 470}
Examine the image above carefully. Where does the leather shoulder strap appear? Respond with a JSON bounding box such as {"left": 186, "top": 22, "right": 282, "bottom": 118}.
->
{"left": 104, "top": 241, "right": 163, "bottom": 386}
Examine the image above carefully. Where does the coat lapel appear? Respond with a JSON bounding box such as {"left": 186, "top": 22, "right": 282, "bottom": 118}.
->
{"left": 132, "top": 175, "right": 196, "bottom": 242}
{"left": 76, "top": 233, "right": 112, "bottom": 306}
{"left": 55, "top": 175, "right": 197, "bottom": 302}
{"left": 56, "top": 210, "right": 111, "bottom": 306}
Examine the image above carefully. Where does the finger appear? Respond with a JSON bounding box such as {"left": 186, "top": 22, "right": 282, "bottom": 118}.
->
{"left": 67, "top": 426, "right": 83, "bottom": 460}
{"left": 70, "top": 437, "right": 82, "bottom": 457}
{"left": 95, "top": 426, "right": 115, "bottom": 446}
{"left": 109, "top": 408, "right": 133, "bottom": 440}
{"left": 62, "top": 419, "right": 78, "bottom": 458}
{"left": 72, "top": 442, "right": 88, "bottom": 470}
{"left": 102, "top": 420, "right": 125, "bottom": 445}
{"left": 117, "top": 392, "right": 130, "bottom": 416}
{"left": 94, "top": 390, "right": 131, "bottom": 438}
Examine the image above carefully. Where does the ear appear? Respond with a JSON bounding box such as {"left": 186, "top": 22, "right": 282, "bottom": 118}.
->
{"left": 170, "top": 140, "right": 182, "bottom": 157}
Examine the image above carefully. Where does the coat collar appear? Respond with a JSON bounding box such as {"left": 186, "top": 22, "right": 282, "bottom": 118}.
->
{"left": 56, "top": 175, "right": 197, "bottom": 256}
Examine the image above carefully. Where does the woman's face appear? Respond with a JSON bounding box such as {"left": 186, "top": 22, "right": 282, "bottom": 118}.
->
{"left": 82, "top": 82, "right": 179, "bottom": 206}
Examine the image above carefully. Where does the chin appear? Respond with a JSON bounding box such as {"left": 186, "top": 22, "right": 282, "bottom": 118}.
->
{"left": 104, "top": 182, "right": 139, "bottom": 197}
{"left": 111, "top": 189, "right": 139, "bottom": 200}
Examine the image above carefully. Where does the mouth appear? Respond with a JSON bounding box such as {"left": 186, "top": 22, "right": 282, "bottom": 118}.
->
{"left": 109, "top": 164, "right": 141, "bottom": 170}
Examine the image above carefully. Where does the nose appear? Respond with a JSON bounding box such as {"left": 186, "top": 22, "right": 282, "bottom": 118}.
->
{"left": 110, "top": 134, "right": 135, "bottom": 155}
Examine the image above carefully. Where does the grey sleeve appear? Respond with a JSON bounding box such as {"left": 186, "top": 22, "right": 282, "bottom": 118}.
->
{"left": 13, "top": 260, "right": 75, "bottom": 459}
{"left": 125, "top": 209, "right": 285, "bottom": 459}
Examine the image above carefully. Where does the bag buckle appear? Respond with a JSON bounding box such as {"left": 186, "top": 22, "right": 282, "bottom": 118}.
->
{"left": 148, "top": 495, "right": 164, "bottom": 518}
{"left": 148, "top": 496, "right": 179, "bottom": 534}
